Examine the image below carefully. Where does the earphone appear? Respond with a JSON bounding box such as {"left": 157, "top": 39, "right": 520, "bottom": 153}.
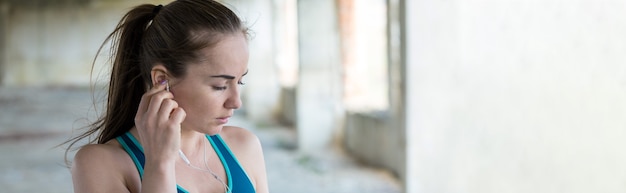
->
{"left": 178, "top": 150, "right": 192, "bottom": 165}
{"left": 178, "top": 142, "right": 230, "bottom": 193}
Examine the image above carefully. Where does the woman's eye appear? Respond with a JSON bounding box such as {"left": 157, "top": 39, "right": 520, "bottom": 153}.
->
{"left": 212, "top": 86, "right": 227, "bottom": 91}
{"left": 212, "top": 81, "right": 243, "bottom": 91}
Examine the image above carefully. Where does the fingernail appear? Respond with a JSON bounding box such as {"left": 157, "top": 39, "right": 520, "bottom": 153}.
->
{"left": 158, "top": 79, "right": 168, "bottom": 85}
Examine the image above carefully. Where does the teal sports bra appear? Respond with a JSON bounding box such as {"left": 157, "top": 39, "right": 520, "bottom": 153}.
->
{"left": 116, "top": 132, "right": 256, "bottom": 193}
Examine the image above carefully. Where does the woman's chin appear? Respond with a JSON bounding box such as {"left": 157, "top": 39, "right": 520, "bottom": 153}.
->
{"left": 205, "top": 125, "right": 224, "bottom": 136}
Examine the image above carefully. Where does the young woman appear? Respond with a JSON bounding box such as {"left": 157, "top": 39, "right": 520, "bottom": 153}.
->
{"left": 67, "top": 1, "right": 268, "bottom": 192}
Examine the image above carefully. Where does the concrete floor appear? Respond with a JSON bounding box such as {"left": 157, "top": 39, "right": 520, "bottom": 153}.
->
{"left": 0, "top": 87, "right": 401, "bottom": 193}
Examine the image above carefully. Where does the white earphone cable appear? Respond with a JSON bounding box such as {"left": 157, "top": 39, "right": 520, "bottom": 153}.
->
{"left": 178, "top": 138, "right": 231, "bottom": 193}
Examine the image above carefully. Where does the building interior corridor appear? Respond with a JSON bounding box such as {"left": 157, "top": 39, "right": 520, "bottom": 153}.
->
{"left": 2, "top": 0, "right": 626, "bottom": 193}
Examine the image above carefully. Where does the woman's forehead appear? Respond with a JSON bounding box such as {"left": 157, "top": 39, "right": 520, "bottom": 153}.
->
{"left": 187, "top": 35, "right": 249, "bottom": 76}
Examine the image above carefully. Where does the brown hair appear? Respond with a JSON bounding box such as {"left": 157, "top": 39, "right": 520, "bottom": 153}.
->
{"left": 64, "top": 0, "right": 247, "bottom": 157}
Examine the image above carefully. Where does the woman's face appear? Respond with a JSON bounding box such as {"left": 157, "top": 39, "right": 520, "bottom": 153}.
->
{"left": 171, "top": 33, "right": 249, "bottom": 135}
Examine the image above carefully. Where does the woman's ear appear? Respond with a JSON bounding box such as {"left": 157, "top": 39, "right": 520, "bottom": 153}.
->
{"left": 150, "top": 64, "right": 170, "bottom": 86}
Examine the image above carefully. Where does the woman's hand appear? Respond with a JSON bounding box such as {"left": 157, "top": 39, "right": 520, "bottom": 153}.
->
{"left": 134, "top": 80, "right": 186, "bottom": 165}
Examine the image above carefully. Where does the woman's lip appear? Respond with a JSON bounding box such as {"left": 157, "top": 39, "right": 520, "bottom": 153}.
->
{"left": 217, "top": 116, "right": 230, "bottom": 124}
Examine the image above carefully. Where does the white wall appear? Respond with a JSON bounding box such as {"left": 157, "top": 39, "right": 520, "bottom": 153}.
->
{"left": 224, "top": 0, "right": 281, "bottom": 123}
{"left": 342, "top": 0, "right": 388, "bottom": 111}
{"left": 2, "top": 0, "right": 172, "bottom": 86}
{"left": 296, "top": 0, "right": 343, "bottom": 151}
{"left": 406, "top": 0, "right": 626, "bottom": 193}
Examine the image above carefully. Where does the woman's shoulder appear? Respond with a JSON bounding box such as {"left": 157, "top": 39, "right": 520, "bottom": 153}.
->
{"left": 219, "top": 126, "right": 260, "bottom": 146}
{"left": 218, "top": 126, "right": 262, "bottom": 156}
{"left": 71, "top": 141, "right": 137, "bottom": 192}
{"left": 72, "top": 141, "right": 129, "bottom": 172}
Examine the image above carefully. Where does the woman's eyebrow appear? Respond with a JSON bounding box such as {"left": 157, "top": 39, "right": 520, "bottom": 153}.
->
{"left": 210, "top": 70, "right": 248, "bottom": 80}
{"left": 210, "top": 75, "right": 235, "bottom": 79}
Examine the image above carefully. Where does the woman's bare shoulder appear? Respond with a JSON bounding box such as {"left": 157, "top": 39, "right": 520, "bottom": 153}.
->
{"left": 220, "top": 126, "right": 260, "bottom": 145}
{"left": 218, "top": 126, "right": 264, "bottom": 161}
{"left": 71, "top": 141, "right": 135, "bottom": 193}
{"left": 73, "top": 141, "right": 127, "bottom": 165}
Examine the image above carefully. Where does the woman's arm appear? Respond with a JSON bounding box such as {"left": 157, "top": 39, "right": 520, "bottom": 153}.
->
{"left": 133, "top": 80, "right": 186, "bottom": 193}
{"left": 249, "top": 134, "right": 269, "bottom": 193}
{"left": 140, "top": 159, "right": 177, "bottom": 193}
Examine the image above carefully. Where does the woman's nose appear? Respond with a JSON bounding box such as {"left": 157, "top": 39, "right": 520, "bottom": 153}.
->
{"left": 224, "top": 86, "right": 242, "bottom": 109}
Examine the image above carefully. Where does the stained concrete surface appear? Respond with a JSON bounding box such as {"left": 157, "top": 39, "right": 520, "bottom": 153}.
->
{"left": 0, "top": 87, "right": 400, "bottom": 193}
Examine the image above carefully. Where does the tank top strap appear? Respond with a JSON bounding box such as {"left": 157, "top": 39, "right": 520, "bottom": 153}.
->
{"left": 207, "top": 134, "right": 256, "bottom": 193}
{"left": 116, "top": 132, "right": 189, "bottom": 193}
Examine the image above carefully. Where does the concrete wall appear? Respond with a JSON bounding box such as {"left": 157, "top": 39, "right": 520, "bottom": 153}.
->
{"left": 225, "top": 0, "right": 281, "bottom": 123}
{"left": 296, "top": 0, "right": 343, "bottom": 151}
{"left": 405, "top": 0, "right": 626, "bottom": 192}
{"left": 272, "top": 0, "right": 298, "bottom": 88}
{"left": 342, "top": 0, "right": 406, "bottom": 182}
{"left": 2, "top": 0, "right": 282, "bottom": 126}
{"left": 272, "top": 0, "right": 299, "bottom": 126}
{"left": 0, "top": 1, "right": 7, "bottom": 85}
{"left": 1, "top": 0, "right": 171, "bottom": 86}
{"left": 277, "top": 87, "right": 296, "bottom": 126}
{"left": 345, "top": 111, "right": 404, "bottom": 175}
{"left": 340, "top": 0, "right": 388, "bottom": 111}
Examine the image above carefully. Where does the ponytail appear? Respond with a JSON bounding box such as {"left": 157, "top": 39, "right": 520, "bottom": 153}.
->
{"left": 63, "top": 4, "right": 162, "bottom": 157}
{"left": 100, "top": 4, "right": 159, "bottom": 143}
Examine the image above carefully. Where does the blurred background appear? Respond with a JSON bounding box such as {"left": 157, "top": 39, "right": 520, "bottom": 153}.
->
{"left": 1, "top": 0, "right": 626, "bottom": 193}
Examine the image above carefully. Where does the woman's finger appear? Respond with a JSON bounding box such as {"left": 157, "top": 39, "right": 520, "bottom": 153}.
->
{"left": 137, "top": 82, "right": 168, "bottom": 118}
{"left": 158, "top": 98, "right": 179, "bottom": 121}
{"left": 145, "top": 91, "right": 174, "bottom": 121}
{"left": 170, "top": 107, "right": 186, "bottom": 124}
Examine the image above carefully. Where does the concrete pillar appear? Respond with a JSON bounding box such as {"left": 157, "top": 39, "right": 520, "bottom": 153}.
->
{"left": 388, "top": 0, "right": 408, "bottom": 188}
{"left": 404, "top": 0, "right": 458, "bottom": 191}
{"left": 404, "top": 0, "right": 626, "bottom": 192}
{"left": 226, "top": 0, "right": 280, "bottom": 123}
{"left": 272, "top": 0, "right": 299, "bottom": 126}
{"left": 340, "top": 0, "right": 402, "bottom": 180}
{"left": 296, "top": 0, "right": 343, "bottom": 151}
{"left": 272, "top": 0, "right": 298, "bottom": 88}
{"left": 0, "top": 2, "right": 8, "bottom": 85}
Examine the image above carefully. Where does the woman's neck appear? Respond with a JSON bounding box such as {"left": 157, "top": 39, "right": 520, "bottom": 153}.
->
{"left": 179, "top": 129, "right": 207, "bottom": 156}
